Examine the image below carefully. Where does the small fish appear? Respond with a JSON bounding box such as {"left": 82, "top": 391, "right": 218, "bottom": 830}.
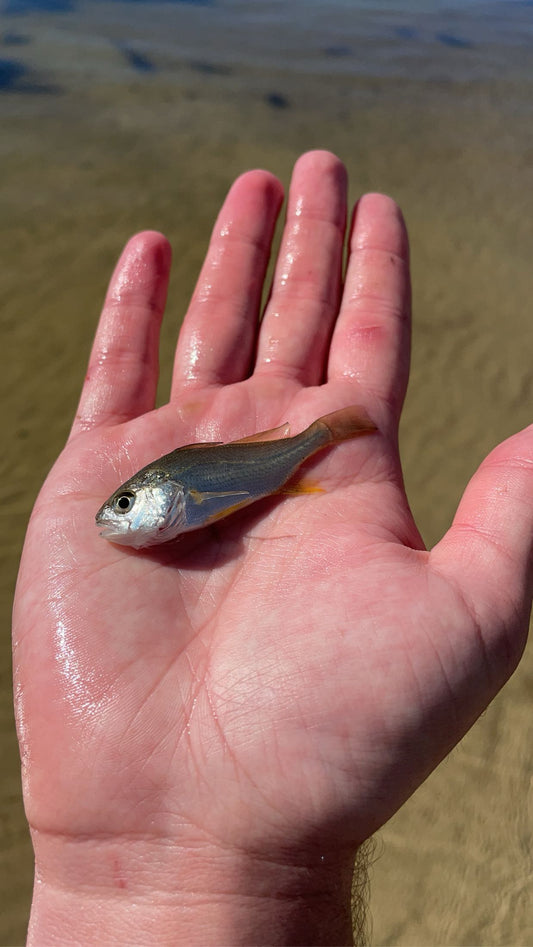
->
{"left": 96, "top": 405, "right": 376, "bottom": 548}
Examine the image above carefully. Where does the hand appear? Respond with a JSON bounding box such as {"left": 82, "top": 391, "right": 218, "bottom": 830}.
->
{"left": 13, "top": 151, "right": 533, "bottom": 945}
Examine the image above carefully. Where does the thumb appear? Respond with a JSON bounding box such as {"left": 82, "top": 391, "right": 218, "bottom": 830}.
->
{"left": 430, "top": 424, "right": 533, "bottom": 681}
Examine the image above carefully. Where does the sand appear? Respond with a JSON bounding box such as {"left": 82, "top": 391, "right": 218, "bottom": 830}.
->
{"left": 2, "top": 29, "right": 533, "bottom": 946}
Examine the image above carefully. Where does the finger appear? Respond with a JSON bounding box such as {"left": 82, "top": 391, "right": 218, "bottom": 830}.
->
{"left": 255, "top": 150, "right": 347, "bottom": 385}
{"left": 431, "top": 425, "right": 533, "bottom": 683}
{"left": 70, "top": 231, "right": 171, "bottom": 437}
{"left": 328, "top": 194, "right": 411, "bottom": 429}
{"left": 172, "top": 170, "right": 283, "bottom": 394}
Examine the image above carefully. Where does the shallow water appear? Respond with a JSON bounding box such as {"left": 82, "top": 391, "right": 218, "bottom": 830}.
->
{"left": 2, "top": 1, "right": 533, "bottom": 943}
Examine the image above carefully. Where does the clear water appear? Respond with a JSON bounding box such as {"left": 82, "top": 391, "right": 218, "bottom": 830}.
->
{"left": 2, "top": 0, "right": 533, "bottom": 95}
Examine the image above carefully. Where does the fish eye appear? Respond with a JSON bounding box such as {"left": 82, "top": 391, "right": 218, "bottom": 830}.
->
{"left": 113, "top": 492, "right": 135, "bottom": 514}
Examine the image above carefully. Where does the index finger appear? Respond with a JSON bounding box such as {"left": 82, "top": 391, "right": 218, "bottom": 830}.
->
{"left": 70, "top": 231, "right": 171, "bottom": 438}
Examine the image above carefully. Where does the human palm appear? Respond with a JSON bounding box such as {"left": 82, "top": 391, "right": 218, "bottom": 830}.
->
{"left": 13, "top": 152, "right": 532, "bottom": 940}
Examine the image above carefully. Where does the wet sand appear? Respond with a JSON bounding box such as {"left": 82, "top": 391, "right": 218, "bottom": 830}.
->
{"left": 2, "top": 22, "right": 533, "bottom": 946}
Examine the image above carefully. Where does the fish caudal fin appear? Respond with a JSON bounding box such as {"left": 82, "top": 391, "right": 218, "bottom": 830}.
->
{"left": 317, "top": 405, "right": 377, "bottom": 443}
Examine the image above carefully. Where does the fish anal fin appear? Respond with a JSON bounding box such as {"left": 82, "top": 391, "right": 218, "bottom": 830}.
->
{"left": 231, "top": 422, "right": 290, "bottom": 444}
{"left": 278, "top": 478, "right": 324, "bottom": 496}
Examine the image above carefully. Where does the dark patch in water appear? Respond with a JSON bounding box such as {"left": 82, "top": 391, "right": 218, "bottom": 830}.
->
{"left": 394, "top": 26, "right": 418, "bottom": 40}
{"left": 2, "top": 32, "right": 30, "bottom": 44}
{"left": 0, "top": 56, "right": 59, "bottom": 92}
{"left": 265, "top": 92, "right": 289, "bottom": 110}
{"left": 188, "top": 59, "right": 231, "bottom": 76}
{"left": 116, "top": 43, "right": 156, "bottom": 73}
{"left": 436, "top": 32, "right": 473, "bottom": 49}
{"left": 3, "top": 0, "right": 212, "bottom": 10}
{"left": 0, "top": 57, "right": 27, "bottom": 88}
{"left": 322, "top": 45, "right": 352, "bottom": 58}
{"left": 122, "top": 0, "right": 214, "bottom": 3}
{"left": 111, "top": 0, "right": 214, "bottom": 4}
{"left": 4, "top": 0, "right": 74, "bottom": 12}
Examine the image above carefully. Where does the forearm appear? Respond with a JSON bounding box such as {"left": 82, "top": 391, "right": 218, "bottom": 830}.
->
{"left": 28, "top": 831, "right": 360, "bottom": 946}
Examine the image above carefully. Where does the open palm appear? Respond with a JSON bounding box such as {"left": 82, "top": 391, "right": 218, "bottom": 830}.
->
{"left": 13, "top": 152, "right": 533, "bottom": 943}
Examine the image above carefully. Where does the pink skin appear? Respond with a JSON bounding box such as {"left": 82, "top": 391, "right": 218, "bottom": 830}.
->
{"left": 13, "top": 151, "right": 533, "bottom": 945}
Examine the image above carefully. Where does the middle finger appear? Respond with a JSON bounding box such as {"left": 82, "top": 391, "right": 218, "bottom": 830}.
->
{"left": 254, "top": 150, "right": 347, "bottom": 386}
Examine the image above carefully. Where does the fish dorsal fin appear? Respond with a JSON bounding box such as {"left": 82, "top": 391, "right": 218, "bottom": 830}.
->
{"left": 177, "top": 441, "right": 224, "bottom": 449}
{"left": 230, "top": 422, "right": 290, "bottom": 445}
{"left": 178, "top": 422, "right": 289, "bottom": 450}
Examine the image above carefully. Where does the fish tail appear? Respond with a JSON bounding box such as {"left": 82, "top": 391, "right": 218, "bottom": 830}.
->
{"left": 317, "top": 405, "right": 377, "bottom": 443}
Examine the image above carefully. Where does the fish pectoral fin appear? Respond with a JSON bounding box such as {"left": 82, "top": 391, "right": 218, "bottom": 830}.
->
{"left": 277, "top": 478, "right": 324, "bottom": 496}
{"left": 230, "top": 422, "right": 290, "bottom": 444}
{"left": 205, "top": 498, "right": 254, "bottom": 524}
{"left": 188, "top": 487, "right": 251, "bottom": 505}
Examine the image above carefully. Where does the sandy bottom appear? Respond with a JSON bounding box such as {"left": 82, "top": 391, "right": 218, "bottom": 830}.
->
{"left": 2, "top": 58, "right": 533, "bottom": 945}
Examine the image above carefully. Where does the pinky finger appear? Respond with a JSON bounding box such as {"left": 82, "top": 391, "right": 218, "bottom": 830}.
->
{"left": 70, "top": 231, "right": 171, "bottom": 438}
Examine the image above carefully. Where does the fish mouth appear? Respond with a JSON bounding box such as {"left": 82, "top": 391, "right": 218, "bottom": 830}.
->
{"left": 95, "top": 510, "right": 130, "bottom": 543}
{"left": 96, "top": 520, "right": 123, "bottom": 540}
{"left": 96, "top": 521, "right": 136, "bottom": 546}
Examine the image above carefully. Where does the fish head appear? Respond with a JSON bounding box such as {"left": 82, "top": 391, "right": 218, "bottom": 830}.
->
{"left": 95, "top": 472, "right": 186, "bottom": 548}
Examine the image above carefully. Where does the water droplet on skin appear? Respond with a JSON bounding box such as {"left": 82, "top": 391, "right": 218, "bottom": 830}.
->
{"left": 293, "top": 196, "right": 304, "bottom": 217}
{"left": 53, "top": 619, "right": 102, "bottom": 719}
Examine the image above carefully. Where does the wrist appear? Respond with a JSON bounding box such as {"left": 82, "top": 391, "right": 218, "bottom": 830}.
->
{"left": 28, "top": 829, "right": 358, "bottom": 946}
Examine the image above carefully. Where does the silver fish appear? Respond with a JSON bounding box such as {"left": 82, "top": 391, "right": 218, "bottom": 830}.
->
{"left": 95, "top": 405, "right": 376, "bottom": 548}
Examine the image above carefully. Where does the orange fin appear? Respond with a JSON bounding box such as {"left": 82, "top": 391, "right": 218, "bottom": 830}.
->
{"left": 278, "top": 478, "right": 324, "bottom": 496}
{"left": 231, "top": 422, "right": 290, "bottom": 444}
